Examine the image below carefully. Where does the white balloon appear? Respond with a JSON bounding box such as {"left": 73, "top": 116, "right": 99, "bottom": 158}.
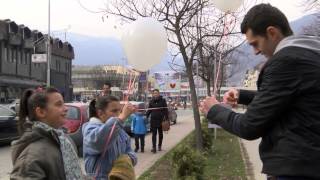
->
{"left": 122, "top": 17, "right": 167, "bottom": 72}
{"left": 212, "top": 0, "right": 243, "bottom": 13}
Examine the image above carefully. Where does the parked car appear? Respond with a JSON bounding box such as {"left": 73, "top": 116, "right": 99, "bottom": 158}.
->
{"left": 5, "top": 99, "right": 20, "bottom": 113}
{"left": 168, "top": 105, "right": 178, "bottom": 124}
{"left": 63, "top": 103, "right": 89, "bottom": 133}
{"left": 63, "top": 103, "right": 89, "bottom": 157}
{"left": 145, "top": 101, "right": 178, "bottom": 125}
{"left": 0, "top": 105, "right": 19, "bottom": 145}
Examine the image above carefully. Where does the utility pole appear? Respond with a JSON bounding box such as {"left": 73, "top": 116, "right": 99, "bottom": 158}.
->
{"left": 46, "top": 0, "right": 51, "bottom": 87}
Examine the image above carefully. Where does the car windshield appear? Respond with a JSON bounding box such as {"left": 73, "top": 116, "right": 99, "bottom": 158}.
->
{"left": 66, "top": 106, "right": 80, "bottom": 120}
{"left": 0, "top": 106, "right": 15, "bottom": 117}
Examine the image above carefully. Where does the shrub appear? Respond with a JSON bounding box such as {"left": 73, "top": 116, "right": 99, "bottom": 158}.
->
{"left": 201, "top": 126, "right": 214, "bottom": 152}
{"left": 172, "top": 145, "right": 206, "bottom": 180}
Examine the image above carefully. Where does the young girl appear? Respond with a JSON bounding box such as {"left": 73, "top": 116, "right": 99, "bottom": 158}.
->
{"left": 11, "top": 88, "right": 83, "bottom": 180}
{"left": 83, "top": 95, "right": 137, "bottom": 179}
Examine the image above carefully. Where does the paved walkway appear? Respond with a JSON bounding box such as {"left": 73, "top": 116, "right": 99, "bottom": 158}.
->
{"left": 234, "top": 108, "right": 266, "bottom": 180}
{"left": 133, "top": 110, "right": 194, "bottom": 178}
{"left": 241, "top": 138, "right": 266, "bottom": 180}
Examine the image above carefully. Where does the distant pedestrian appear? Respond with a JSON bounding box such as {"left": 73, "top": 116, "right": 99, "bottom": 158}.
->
{"left": 131, "top": 104, "right": 148, "bottom": 153}
{"left": 146, "top": 89, "right": 168, "bottom": 153}
{"left": 183, "top": 100, "right": 187, "bottom": 109}
{"left": 101, "top": 81, "right": 112, "bottom": 97}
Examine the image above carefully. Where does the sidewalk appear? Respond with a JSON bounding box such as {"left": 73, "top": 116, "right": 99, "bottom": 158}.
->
{"left": 133, "top": 110, "right": 194, "bottom": 178}
{"left": 234, "top": 108, "right": 266, "bottom": 180}
{"left": 241, "top": 138, "right": 266, "bottom": 180}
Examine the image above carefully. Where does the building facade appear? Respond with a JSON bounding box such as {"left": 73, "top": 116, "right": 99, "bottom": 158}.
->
{"left": 72, "top": 65, "right": 140, "bottom": 100}
{"left": 0, "top": 19, "right": 74, "bottom": 102}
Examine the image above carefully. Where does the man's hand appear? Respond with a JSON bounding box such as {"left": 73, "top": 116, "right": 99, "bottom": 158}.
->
{"left": 223, "top": 88, "right": 239, "bottom": 107}
{"left": 119, "top": 103, "right": 136, "bottom": 122}
{"left": 200, "top": 96, "right": 220, "bottom": 116}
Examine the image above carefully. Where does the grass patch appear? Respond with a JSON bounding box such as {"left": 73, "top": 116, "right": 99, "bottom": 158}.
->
{"left": 138, "top": 129, "right": 246, "bottom": 180}
{"left": 203, "top": 130, "right": 246, "bottom": 180}
{"left": 138, "top": 132, "right": 194, "bottom": 180}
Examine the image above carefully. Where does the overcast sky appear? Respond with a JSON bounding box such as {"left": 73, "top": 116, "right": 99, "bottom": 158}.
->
{"left": 0, "top": 0, "right": 312, "bottom": 39}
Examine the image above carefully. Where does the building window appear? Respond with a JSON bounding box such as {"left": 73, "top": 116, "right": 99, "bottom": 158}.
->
{"left": 7, "top": 46, "right": 11, "bottom": 62}
{"left": 25, "top": 52, "right": 28, "bottom": 64}
{"left": 12, "top": 47, "right": 17, "bottom": 63}
{"left": 24, "top": 51, "right": 28, "bottom": 64}
{"left": 3, "top": 42, "right": 7, "bottom": 62}
{"left": 25, "top": 52, "right": 31, "bottom": 64}
{"left": 56, "top": 60, "right": 61, "bottom": 71}
{"left": 18, "top": 49, "right": 22, "bottom": 64}
{"left": 21, "top": 51, "right": 25, "bottom": 64}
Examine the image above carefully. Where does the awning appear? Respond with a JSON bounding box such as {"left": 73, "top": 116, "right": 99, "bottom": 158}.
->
{"left": 0, "top": 76, "right": 44, "bottom": 87}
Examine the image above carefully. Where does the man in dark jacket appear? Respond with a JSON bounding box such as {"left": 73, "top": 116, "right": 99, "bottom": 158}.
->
{"left": 200, "top": 4, "right": 320, "bottom": 180}
{"left": 101, "top": 81, "right": 112, "bottom": 97}
{"left": 147, "top": 89, "right": 168, "bottom": 153}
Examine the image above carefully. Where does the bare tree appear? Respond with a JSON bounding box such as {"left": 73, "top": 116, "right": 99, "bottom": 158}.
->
{"left": 302, "top": 13, "right": 320, "bottom": 36}
{"left": 101, "top": 0, "right": 253, "bottom": 149}
{"left": 191, "top": 8, "right": 245, "bottom": 97}
{"left": 303, "top": 0, "right": 320, "bottom": 11}
{"left": 103, "top": 0, "right": 214, "bottom": 150}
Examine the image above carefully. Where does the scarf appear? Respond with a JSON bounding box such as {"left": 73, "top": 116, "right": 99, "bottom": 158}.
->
{"left": 33, "top": 121, "right": 83, "bottom": 180}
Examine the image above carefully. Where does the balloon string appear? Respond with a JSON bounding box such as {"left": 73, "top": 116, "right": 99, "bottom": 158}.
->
{"left": 124, "top": 72, "right": 133, "bottom": 101}
{"left": 213, "top": 13, "right": 233, "bottom": 96}
{"left": 124, "top": 70, "right": 137, "bottom": 102}
{"left": 128, "top": 74, "right": 137, "bottom": 96}
{"left": 137, "top": 107, "right": 169, "bottom": 111}
{"left": 213, "top": 53, "right": 222, "bottom": 96}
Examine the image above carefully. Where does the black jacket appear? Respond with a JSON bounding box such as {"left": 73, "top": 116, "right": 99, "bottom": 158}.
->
{"left": 10, "top": 126, "right": 66, "bottom": 180}
{"left": 147, "top": 96, "right": 169, "bottom": 128}
{"left": 207, "top": 35, "right": 320, "bottom": 178}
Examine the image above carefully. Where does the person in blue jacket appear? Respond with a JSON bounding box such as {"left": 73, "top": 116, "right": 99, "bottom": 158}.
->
{"left": 82, "top": 95, "right": 137, "bottom": 179}
{"left": 131, "top": 104, "right": 147, "bottom": 153}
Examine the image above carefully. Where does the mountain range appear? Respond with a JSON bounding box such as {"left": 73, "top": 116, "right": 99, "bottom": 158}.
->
{"left": 227, "top": 13, "right": 319, "bottom": 86}
{"left": 55, "top": 13, "right": 319, "bottom": 82}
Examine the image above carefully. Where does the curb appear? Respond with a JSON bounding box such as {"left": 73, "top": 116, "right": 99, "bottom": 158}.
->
{"left": 238, "top": 138, "right": 255, "bottom": 180}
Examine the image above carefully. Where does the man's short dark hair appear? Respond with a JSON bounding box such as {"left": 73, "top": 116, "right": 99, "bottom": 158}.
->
{"left": 241, "top": 3, "right": 293, "bottom": 37}
{"left": 152, "top": 89, "right": 160, "bottom": 93}
{"left": 104, "top": 81, "right": 111, "bottom": 87}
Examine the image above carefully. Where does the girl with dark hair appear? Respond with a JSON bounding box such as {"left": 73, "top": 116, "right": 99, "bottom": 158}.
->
{"left": 11, "top": 88, "right": 83, "bottom": 180}
{"left": 83, "top": 96, "right": 137, "bottom": 180}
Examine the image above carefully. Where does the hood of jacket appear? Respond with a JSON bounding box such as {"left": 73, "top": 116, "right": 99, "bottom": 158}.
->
{"left": 274, "top": 35, "right": 320, "bottom": 55}
{"left": 11, "top": 126, "right": 59, "bottom": 165}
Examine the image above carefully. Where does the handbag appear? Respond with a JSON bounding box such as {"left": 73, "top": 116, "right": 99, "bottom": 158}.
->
{"left": 161, "top": 117, "right": 170, "bottom": 131}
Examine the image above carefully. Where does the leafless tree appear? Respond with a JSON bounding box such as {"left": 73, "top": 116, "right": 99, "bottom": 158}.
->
{"left": 301, "top": 13, "right": 320, "bottom": 36}
{"left": 101, "top": 0, "right": 211, "bottom": 150}
{"left": 101, "top": 0, "right": 253, "bottom": 150}
{"left": 303, "top": 0, "right": 320, "bottom": 11}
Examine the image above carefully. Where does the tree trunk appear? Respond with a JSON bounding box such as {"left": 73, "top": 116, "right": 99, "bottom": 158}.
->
{"left": 206, "top": 80, "right": 211, "bottom": 96}
{"left": 186, "top": 63, "right": 203, "bottom": 151}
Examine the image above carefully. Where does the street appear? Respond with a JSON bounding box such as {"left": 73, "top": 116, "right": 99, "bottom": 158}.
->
{"left": 0, "top": 145, "right": 11, "bottom": 180}
{"left": 0, "top": 110, "right": 194, "bottom": 180}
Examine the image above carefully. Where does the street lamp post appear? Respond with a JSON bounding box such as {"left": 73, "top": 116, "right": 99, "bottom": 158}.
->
{"left": 46, "top": 0, "right": 51, "bottom": 87}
